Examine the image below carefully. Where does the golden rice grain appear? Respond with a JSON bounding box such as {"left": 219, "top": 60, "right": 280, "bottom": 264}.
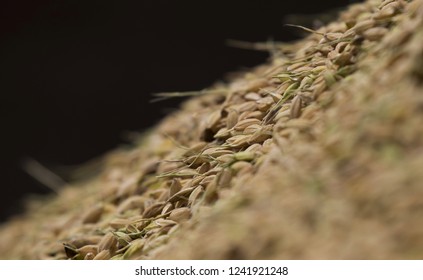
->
{"left": 123, "top": 239, "right": 145, "bottom": 260}
{"left": 142, "top": 202, "right": 165, "bottom": 219}
{"left": 81, "top": 204, "right": 104, "bottom": 224}
{"left": 197, "top": 162, "right": 211, "bottom": 174}
{"left": 217, "top": 168, "right": 232, "bottom": 188}
{"left": 169, "top": 207, "right": 192, "bottom": 223}
{"left": 206, "top": 109, "right": 222, "bottom": 130}
{"left": 78, "top": 245, "right": 99, "bottom": 259}
{"left": 84, "top": 252, "right": 95, "bottom": 260}
{"left": 199, "top": 175, "right": 216, "bottom": 186}
{"left": 290, "top": 95, "right": 303, "bottom": 119}
{"left": 188, "top": 186, "right": 203, "bottom": 206}
{"left": 98, "top": 232, "right": 117, "bottom": 253}
{"left": 230, "top": 161, "right": 254, "bottom": 175}
{"left": 244, "top": 92, "right": 261, "bottom": 101}
{"left": 109, "top": 218, "right": 131, "bottom": 230}
{"left": 167, "top": 187, "right": 195, "bottom": 203}
{"left": 363, "top": 27, "right": 388, "bottom": 41}
{"left": 117, "top": 196, "right": 146, "bottom": 214}
{"left": 226, "top": 109, "right": 239, "bottom": 129}
{"left": 161, "top": 202, "right": 174, "bottom": 215}
{"left": 113, "top": 232, "right": 132, "bottom": 246}
{"left": 214, "top": 127, "right": 230, "bottom": 138}
{"left": 233, "top": 118, "right": 262, "bottom": 131}
{"left": 169, "top": 179, "right": 182, "bottom": 196}
{"left": 225, "top": 135, "right": 251, "bottom": 148}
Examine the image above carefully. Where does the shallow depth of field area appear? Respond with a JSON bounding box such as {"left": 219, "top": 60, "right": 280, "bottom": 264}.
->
{"left": 1, "top": 0, "right": 423, "bottom": 259}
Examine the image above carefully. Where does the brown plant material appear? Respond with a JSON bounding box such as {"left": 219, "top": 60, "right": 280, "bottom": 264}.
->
{"left": 1, "top": 0, "right": 423, "bottom": 260}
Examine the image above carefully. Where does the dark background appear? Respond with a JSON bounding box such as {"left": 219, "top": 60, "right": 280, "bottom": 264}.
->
{"left": 0, "top": 0, "right": 357, "bottom": 222}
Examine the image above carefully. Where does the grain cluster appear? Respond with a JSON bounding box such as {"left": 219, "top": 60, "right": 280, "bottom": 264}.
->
{"left": 0, "top": 0, "right": 422, "bottom": 259}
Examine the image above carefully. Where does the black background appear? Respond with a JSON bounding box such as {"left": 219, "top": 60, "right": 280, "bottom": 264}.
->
{"left": 0, "top": 0, "right": 357, "bottom": 222}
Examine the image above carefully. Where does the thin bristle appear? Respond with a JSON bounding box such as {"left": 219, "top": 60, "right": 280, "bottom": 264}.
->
{"left": 150, "top": 89, "right": 226, "bottom": 103}
{"left": 284, "top": 23, "right": 325, "bottom": 36}
{"left": 21, "top": 157, "right": 65, "bottom": 194}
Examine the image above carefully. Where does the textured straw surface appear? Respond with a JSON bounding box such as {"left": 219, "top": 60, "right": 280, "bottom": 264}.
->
{"left": 1, "top": 0, "right": 423, "bottom": 259}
